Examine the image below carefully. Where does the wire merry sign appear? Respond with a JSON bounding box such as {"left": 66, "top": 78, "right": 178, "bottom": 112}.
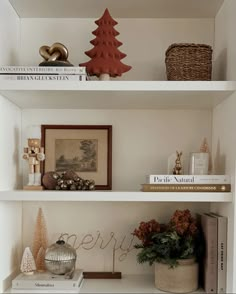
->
{"left": 58, "top": 231, "right": 135, "bottom": 277}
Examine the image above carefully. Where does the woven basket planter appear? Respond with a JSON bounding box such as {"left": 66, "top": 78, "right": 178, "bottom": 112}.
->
{"left": 155, "top": 258, "right": 199, "bottom": 293}
{"left": 165, "top": 43, "right": 213, "bottom": 81}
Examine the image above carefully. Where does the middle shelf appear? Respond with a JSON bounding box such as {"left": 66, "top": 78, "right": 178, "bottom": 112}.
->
{"left": 0, "top": 190, "right": 232, "bottom": 202}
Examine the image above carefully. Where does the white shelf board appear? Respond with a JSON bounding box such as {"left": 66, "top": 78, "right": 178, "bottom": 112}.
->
{"left": 8, "top": 0, "right": 223, "bottom": 19}
{"left": 0, "top": 190, "right": 232, "bottom": 202}
{"left": 5, "top": 275, "right": 205, "bottom": 293}
{"left": 0, "top": 81, "right": 235, "bottom": 109}
{"left": 81, "top": 274, "right": 205, "bottom": 293}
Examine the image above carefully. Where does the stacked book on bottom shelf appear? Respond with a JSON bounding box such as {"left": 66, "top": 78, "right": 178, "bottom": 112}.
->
{"left": 142, "top": 175, "right": 231, "bottom": 192}
{"left": 11, "top": 269, "right": 83, "bottom": 293}
{"left": 200, "top": 213, "right": 227, "bottom": 294}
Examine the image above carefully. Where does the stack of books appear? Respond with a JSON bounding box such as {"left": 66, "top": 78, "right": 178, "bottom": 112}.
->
{"left": 201, "top": 213, "right": 227, "bottom": 293}
{"left": 0, "top": 66, "right": 87, "bottom": 81}
{"left": 11, "top": 269, "right": 83, "bottom": 293}
{"left": 142, "top": 175, "right": 231, "bottom": 192}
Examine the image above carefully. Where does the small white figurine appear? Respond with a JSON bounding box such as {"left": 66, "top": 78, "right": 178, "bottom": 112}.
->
{"left": 23, "top": 138, "right": 45, "bottom": 189}
{"left": 20, "top": 247, "right": 36, "bottom": 275}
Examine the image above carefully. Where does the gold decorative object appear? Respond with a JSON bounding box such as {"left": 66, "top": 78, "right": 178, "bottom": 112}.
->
{"left": 45, "top": 239, "right": 77, "bottom": 276}
{"left": 173, "top": 151, "right": 183, "bottom": 175}
{"left": 39, "top": 42, "right": 73, "bottom": 66}
{"left": 42, "top": 170, "right": 95, "bottom": 191}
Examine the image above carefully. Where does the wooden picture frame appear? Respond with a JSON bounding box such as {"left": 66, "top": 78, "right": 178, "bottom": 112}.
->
{"left": 41, "top": 125, "right": 112, "bottom": 190}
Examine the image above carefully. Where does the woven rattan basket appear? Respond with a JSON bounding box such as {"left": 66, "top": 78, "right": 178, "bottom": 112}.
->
{"left": 165, "top": 43, "right": 213, "bottom": 81}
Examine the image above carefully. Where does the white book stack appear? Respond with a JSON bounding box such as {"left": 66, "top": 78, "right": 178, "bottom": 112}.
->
{"left": 11, "top": 269, "right": 83, "bottom": 293}
{"left": 0, "top": 66, "right": 87, "bottom": 81}
{"left": 146, "top": 174, "right": 231, "bottom": 185}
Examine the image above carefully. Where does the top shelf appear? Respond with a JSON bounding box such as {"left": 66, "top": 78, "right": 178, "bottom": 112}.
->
{"left": 0, "top": 81, "right": 235, "bottom": 110}
{"left": 8, "top": 0, "right": 224, "bottom": 19}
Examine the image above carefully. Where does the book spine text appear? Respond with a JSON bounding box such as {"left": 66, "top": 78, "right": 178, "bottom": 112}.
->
{"left": 201, "top": 214, "right": 218, "bottom": 293}
{"left": 146, "top": 175, "right": 230, "bottom": 184}
{"left": 0, "top": 74, "right": 86, "bottom": 81}
{"left": 0, "top": 66, "right": 86, "bottom": 74}
{"left": 141, "top": 184, "right": 231, "bottom": 192}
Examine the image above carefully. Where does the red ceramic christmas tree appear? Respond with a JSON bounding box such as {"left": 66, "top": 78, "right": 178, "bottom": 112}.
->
{"left": 80, "top": 8, "right": 131, "bottom": 80}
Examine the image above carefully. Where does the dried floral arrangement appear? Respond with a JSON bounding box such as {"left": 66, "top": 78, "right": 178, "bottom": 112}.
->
{"left": 133, "top": 209, "right": 203, "bottom": 267}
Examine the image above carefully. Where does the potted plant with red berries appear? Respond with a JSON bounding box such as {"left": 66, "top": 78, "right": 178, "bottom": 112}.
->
{"left": 133, "top": 210, "right": 203, "bottom": 293}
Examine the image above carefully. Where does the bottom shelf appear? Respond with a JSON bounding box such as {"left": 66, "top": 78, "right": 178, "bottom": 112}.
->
{"left": 81, "top": 275, "right": 205, "bottom": 293}
{"left": 7, "top": 275, "right": 205, "bottom": 293}
{"left": 5, "top": 275, "right": 205, "bottom": 294}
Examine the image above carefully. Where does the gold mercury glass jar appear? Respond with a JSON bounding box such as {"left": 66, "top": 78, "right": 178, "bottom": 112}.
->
{"left": 45, "top": 239, "right": 77, "bottom": 275}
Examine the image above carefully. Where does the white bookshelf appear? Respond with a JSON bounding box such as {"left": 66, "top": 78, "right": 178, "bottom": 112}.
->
{"left": 0, "top": 81, "right": 235, "bottom": 109}
{"left": 0, "top": 190, "right": 232, "bottom": 202}
{"left": 1, "top": 0, "right": 236, "bottom": 293}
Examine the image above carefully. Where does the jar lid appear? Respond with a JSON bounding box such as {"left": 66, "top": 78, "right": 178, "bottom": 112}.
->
{"left": 45, "top": 240, "right": 77, "bottom": 261}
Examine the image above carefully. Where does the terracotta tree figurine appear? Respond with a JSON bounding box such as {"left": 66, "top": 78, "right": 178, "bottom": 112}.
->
{"left": 80, "top": 8, "right": 131, "bottom": 80}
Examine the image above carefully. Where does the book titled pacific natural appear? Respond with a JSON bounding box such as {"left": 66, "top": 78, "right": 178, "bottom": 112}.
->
{"left": 146, "top": 175, "right": 230, "bottom": 185}
{"left": 12, "top": 269, "right": 83, "bottom": 290}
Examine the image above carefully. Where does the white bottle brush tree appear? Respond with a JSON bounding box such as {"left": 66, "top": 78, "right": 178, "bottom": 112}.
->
{"left": 20, "top": 247, "right": 36, "bottom": 275}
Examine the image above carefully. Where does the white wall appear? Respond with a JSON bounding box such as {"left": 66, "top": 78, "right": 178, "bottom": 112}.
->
{"left": 19, "top": 18, "right": 214, "bottom": 80}
{"left": 0, "top": 0, "right": 22, "bottom": 292}
{"left": 0, "top": 0, "right": 20, "bottom": 66}
{"left": 22, "top": 201, "right": 210, "bottom": 275}
{"left": 212, "top": 0, "right": 236, "bottom": 292}
{"left": 21, "top": 108, "right": 212, "bottom": 274}
{"left": 0, "top": 96, "right": 21, "bottom": 190}
{"left": 22, "top": 109, "right": 212, "bottom": 190}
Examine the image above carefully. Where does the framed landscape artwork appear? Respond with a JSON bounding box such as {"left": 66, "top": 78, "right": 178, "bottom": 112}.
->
{"left": 41, "top": 125, "right": 112, "bottom": 190}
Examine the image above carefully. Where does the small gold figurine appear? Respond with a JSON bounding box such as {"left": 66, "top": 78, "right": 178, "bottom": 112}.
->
{"left": 39, "top": 42, "right": 73, "bottom": 66}
{"left": 23, "top": 138, "right": 45, "bottom": 190}
{"left": 173, "top": 151, "right": 183, "bottom": 175}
